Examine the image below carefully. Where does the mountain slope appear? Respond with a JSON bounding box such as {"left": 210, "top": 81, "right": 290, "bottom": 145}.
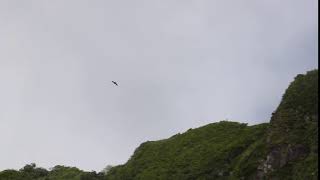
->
{"left": 106, "top": 70, "right": 318, "bottom": 180}
{"left": 107, "top": 122, "right": 268, "bottom": 180}
{"left": 257, "top": 69, "right": 318, "bottom": 179}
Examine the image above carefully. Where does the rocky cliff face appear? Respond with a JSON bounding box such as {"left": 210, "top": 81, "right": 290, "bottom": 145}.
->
{"left": 255, "top": 70, "right": 318, "bottom": 179}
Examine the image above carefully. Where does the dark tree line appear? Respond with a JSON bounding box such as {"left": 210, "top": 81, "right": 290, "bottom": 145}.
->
{"left": 0, "top": 163, "right": 106, "bottom": 180}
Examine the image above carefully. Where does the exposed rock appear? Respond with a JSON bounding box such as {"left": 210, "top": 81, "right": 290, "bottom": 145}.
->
{"left": 254, "top": 70, "right": 318, "bottom": 179}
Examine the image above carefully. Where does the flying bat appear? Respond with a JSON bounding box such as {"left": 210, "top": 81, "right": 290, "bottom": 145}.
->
{"left": 112, "top": 81, "right": 118, "bottom": 86}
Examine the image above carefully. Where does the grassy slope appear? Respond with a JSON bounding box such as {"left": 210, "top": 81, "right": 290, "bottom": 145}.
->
{"left": 106, "top": 122, "right": 269, "bottom": 180}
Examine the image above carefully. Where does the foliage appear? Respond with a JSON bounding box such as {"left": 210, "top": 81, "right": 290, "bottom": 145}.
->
{"left": 0, "top": 164, "right": 105, "bottom": 180}
{"left": 106, "top": 122, "right": 269, "bottom": 180}
{"left": 268, "top": 69, "right": 318, "bottom": 146}
{"left": 266, "top": 70, "right": 318, "bottom": 179}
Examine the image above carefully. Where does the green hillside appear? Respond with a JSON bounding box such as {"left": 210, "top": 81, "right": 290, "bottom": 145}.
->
{"left": 261, "top": 69, "right": 318, "bottom": 179}
{"left": 106, "top": 69, "right": 318, "bottom": 180}
{"left": 106, "top": 122, "right": 269, "bottom": 180}
{"left": 0, "top": 70, "right": 318, "bottom": 180}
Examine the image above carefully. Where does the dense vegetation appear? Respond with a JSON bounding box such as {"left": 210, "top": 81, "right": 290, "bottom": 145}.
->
{"left": 0, "top": 164, "right": 105, "bottom": 180}
{"left": 106, "top": 122, "right": 269, "bottom": 180}
{"left": 0, "top": 70, "right": 317, "bottom": 180}
{"left": 263, "top": 69, "right": 318, "bottom": 179}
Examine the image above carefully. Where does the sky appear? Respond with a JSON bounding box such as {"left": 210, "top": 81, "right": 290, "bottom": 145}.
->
{"left": 0, "top": 0, "right": 318, "bottom": 172}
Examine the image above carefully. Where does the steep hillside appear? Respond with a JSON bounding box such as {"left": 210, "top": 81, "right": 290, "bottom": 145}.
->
{"left": 256, "top": 69, "right": 318, "bottom": 179}
{"left": 106, "top": 70, "right": 318, "bottom": 180}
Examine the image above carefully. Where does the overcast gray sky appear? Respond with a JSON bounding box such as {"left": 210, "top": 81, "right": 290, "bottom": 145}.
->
{"left": 0, "top": 0, "right": 318, "bottom": 172}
